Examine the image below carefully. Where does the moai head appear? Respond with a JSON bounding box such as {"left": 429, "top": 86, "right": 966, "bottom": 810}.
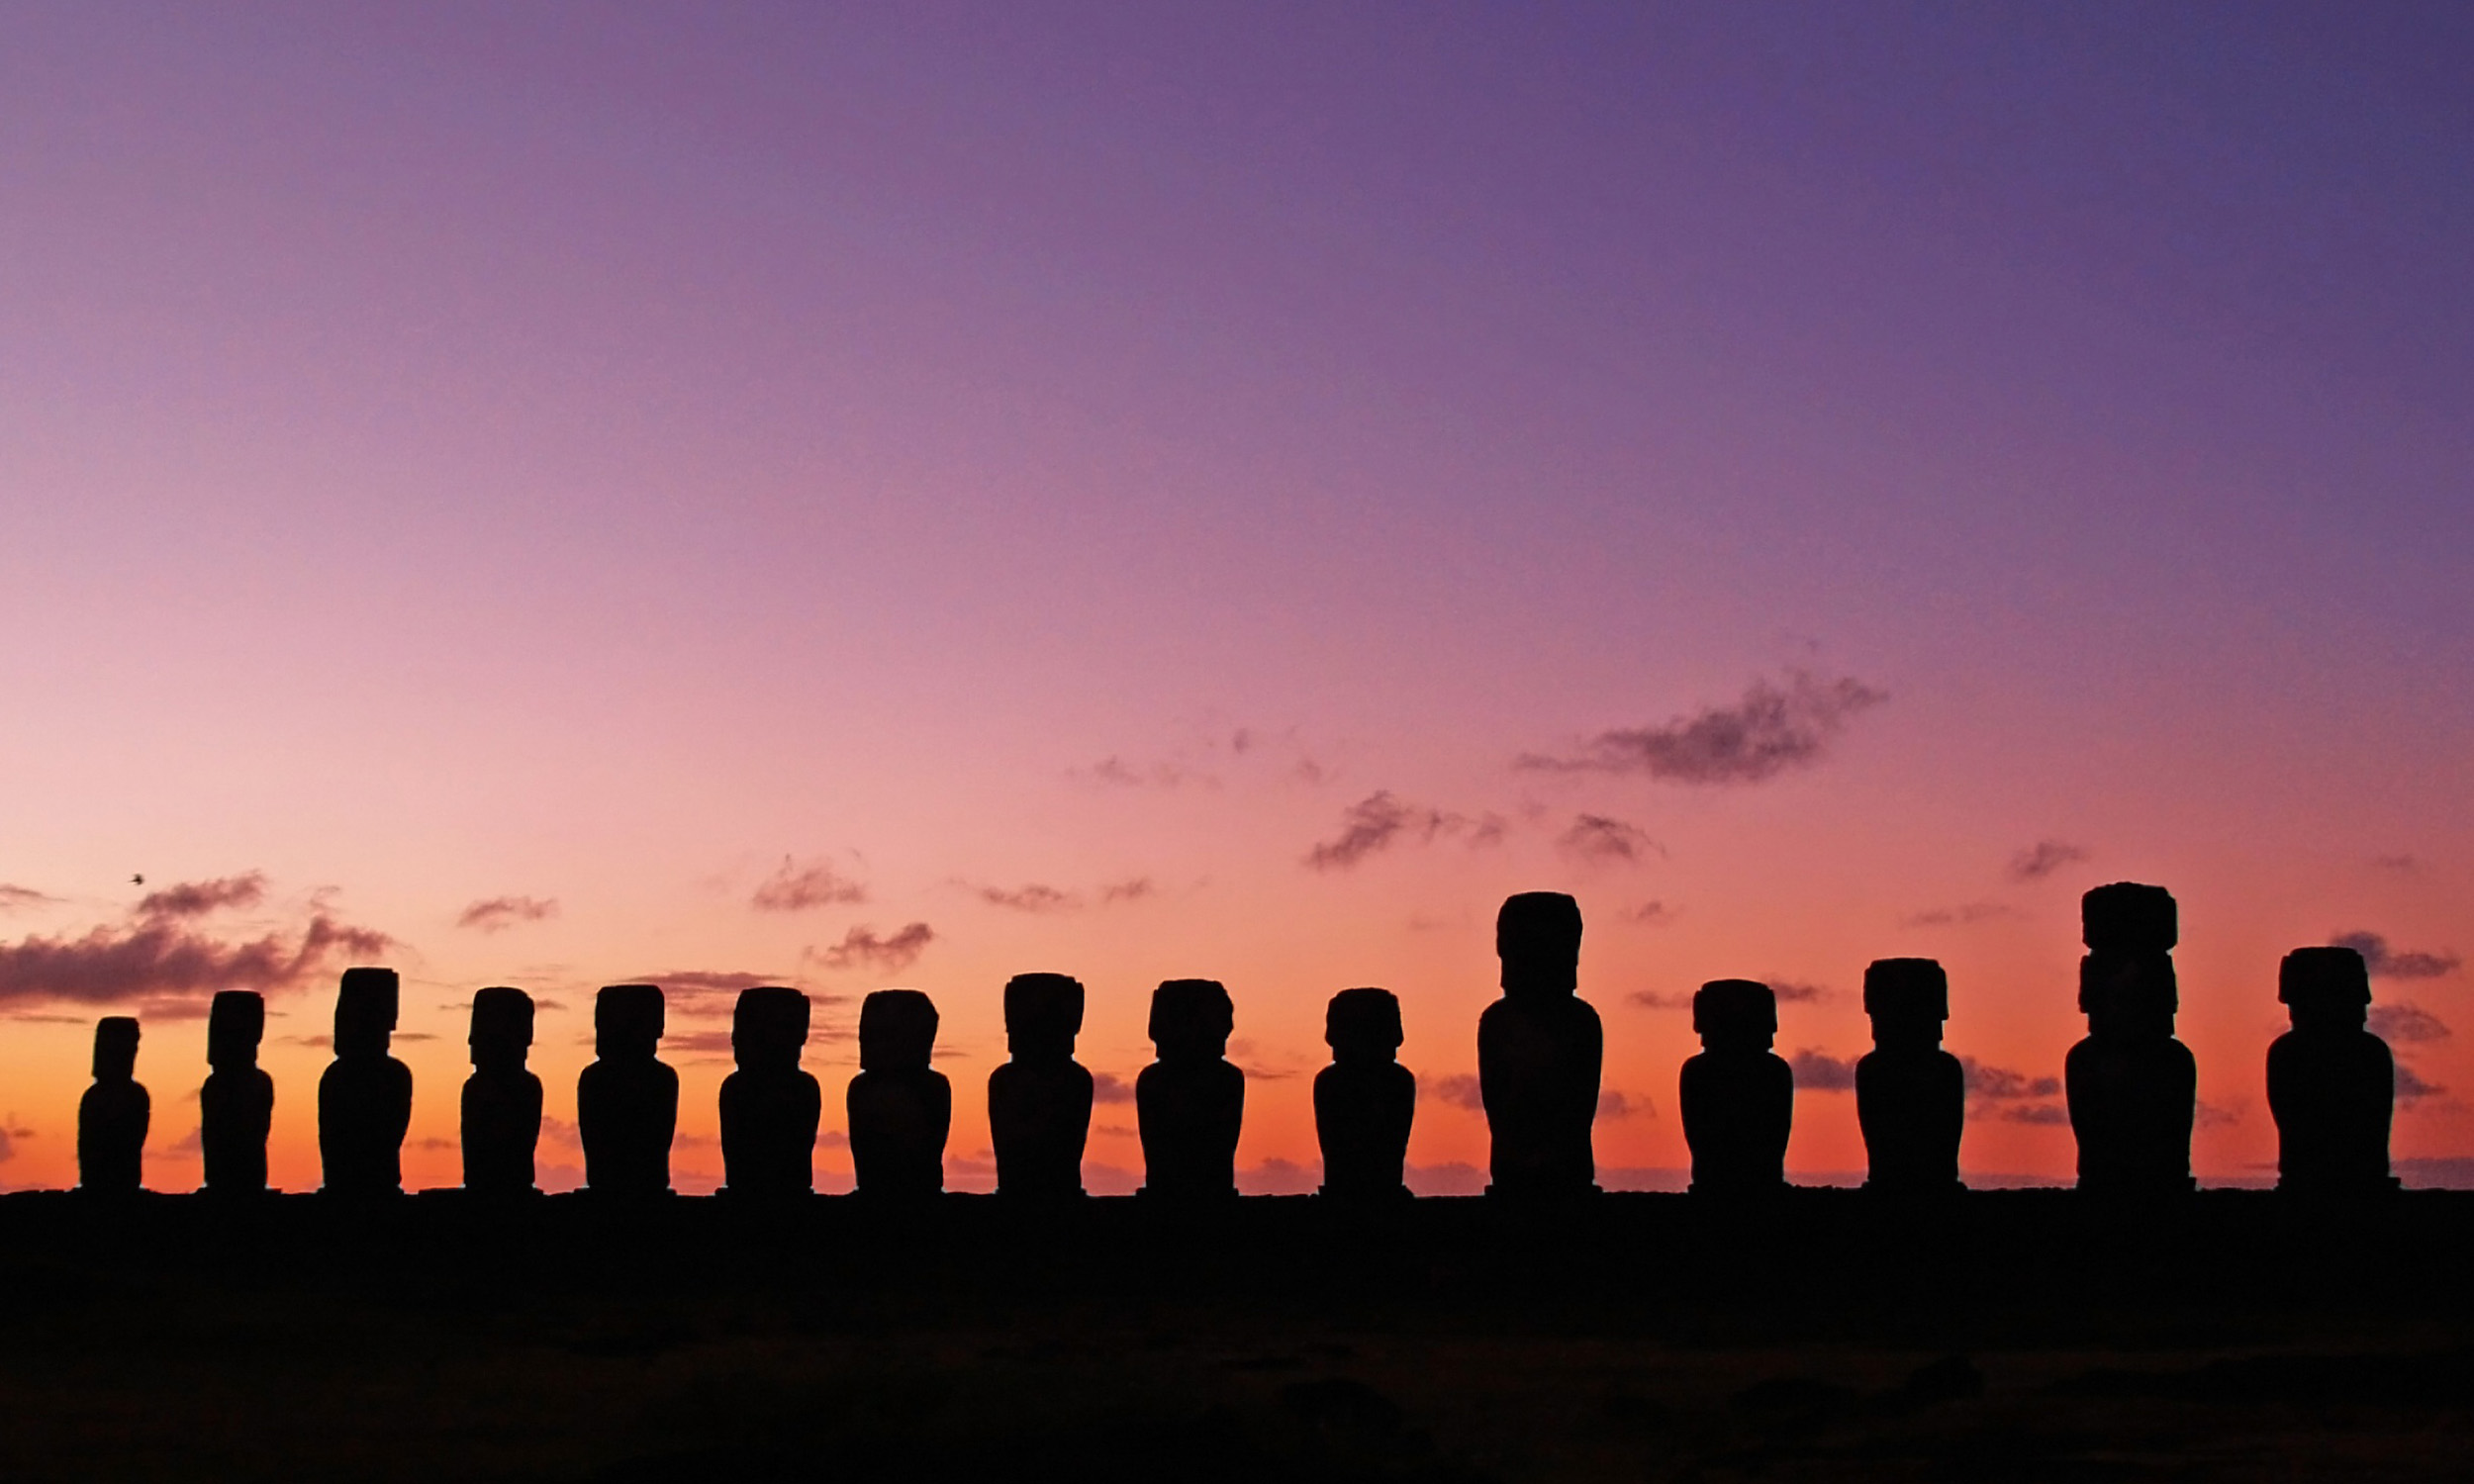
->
{"left": 1497, "top": 892, "right": 1582, "bottom": 998}
{"left": 1148, "top": 978, "right": 1234, "bottom": 1063}
{"left": 1692, "top": 979, "right": 1777, "bottom": 1054}
{"left": 92, "top": 1016, "right": 141, "bottom": 1080}
{"left": 2280, "top": 946, "right": 2372, "bottom": 1033}
{"left": 469, "top": 986, "right": 535, "bottom": 1069}
{"left": 2077, "top": 954, "right": 2178, "bottom": 1038}
{"left": 1325, "top": 987, "right": 1403, "bottom": 1065}
{"left": 859, "top": 989, "right": 938, "bottom": 1071}
{"left": 2081, "top": 882, "right": 2178, "bottom": 957}
{"left": 732, "top": 985, "right": 810, "bottom": 1071}
{"left": 1002, "top": 974, "right": 1084, "bottom": 1061}
{"left": 207, "top": 990, "right": 265, "bottom": 1069}
{"left": 594, "top": 984, "right": 665, "bottom": 1060}
{"left": 1862, "top": 959, "right": 1949, "bottom": 1050}
{"left": 334, "top": 968, "right": 400, "bottom": 1059}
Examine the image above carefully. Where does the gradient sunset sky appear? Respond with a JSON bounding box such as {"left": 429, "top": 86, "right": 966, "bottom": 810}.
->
{"left": 3, "top": 2, "right": 2468, "bottom": 1193}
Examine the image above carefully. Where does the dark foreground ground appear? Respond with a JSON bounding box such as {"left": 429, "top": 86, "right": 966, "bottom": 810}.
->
{"left": 1, "top": 1188, "right": 2467, "bottom": 1482}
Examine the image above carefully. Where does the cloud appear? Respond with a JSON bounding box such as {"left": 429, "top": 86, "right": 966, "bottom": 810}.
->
{"left": 1515, "top": 670, "right": 1888, "bottom": 785}
{"left": 0, "top": 885, "right": 58, "bottom": 912}
{"left": 1629, "top": 990, "right": 1690, "bottom": 1010}
{"left": 1303, "top": 791, "right": 1504, "bottom": 872}
{"left": 1597, "top": 1089, "right": 1646, "bottom": 1120}
{"left": 1772, "top": 980, "right": 1830, "bottom": 1003}
{"left": 1099, "top": 878, "right": 1155, "bottom": 904}
{"left": 2372, "top": 854, "right": 2422, "bottom": 874}
{"left": 2195, "top": 1099, "right": 2242, "bottom": 1129}
{"left": 2331, "top": 932, "right": 2460, "bottom": 980}
{"left": 1405, "top": 1161, "right": 1488, "bottom": 1197}
{"left": 2396, "top": 1062, "right": 2447, "bottom": 1107}
{"left": 1899, "top": 902, "right": 2014, "bottom": 928}
{"left": 1622, "top": 900, "right": 1674, "bottom": 926}
{"left": 665, "top": 1029, "right": 738, "bottom": 1056}
{"left": 969, "top": 878, "right": 1155, "bottom": 913}
{"left": 541, "top": 1116, "right": 581, "bottom": 1149}
{"left": 634, "top": 970, "right": 782, "bottom": 996}
{"left": 1432, "top": 1072, "right": 1485, "bottom": 1112}
{"left": 2007, "top": 841, "right": 2089, "bottom": 882}
{"left": 0, "top": 904, "right": 393, "bottom": 1010}
{"left": 2001, "top": 1103, "right": 2070, "bottom": 1126}
{"left": 1091, "top": 1071, "right": 1135, "bottom": 1105}
{"left": 137, "top": 873, "right": 267, "bottom": 920}
{"left": 809, "top": 922, "right": 934, "bottom": 973}
{"left": 1959, "top": 1058, "right": 2062, "bottom": 1102}
{"left": 1558, "top": 814, "right": 1662, "bottom": 866}
{"left": 2369, "top": 1002, "right": 2450, "bottom": 1044}
{"left": 0, "top": 1115, "right": 34, "bottom": 1163}
{"left": 751, "top": 859, "right": 867, "bottom": 913}
{"left": 1236, "top": 1157, "right": 1320, "bottom": 1195}
{"left": 1079, "top": 755, "right": 1201, "bottom": 789}
{"left": 456, "top": 895, "right": 557, "bottom": 933}
{"left": 1788, "top": 1050, "right": 1858, "bottom": 1091}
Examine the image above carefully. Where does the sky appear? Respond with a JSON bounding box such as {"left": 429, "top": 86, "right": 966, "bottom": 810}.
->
{"left": 1, "top": 1, "right": 2469, "bottom": 1193}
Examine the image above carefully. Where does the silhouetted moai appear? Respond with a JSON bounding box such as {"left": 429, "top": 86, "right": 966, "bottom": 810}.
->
{"left": 1315, "top": 987, "right": 1415, "bottom": 1200}
{"left": 847, "top": 988, "right": 950, "bottom": 1196}
{"left": 319, "top": 967, "right": 414, "bottom": 1196}
{"left": 1679, "top": 980, "right": 1793, "bottom": 1193}
{"left": 461, "top": 986, "right": 542, "bottom": 1195}
{"left": 1137, "top": 978, "right": 1244, "bottom": 1199}
{"left": 2065, "top": 883, "right": 2196, "bottom": 1195}
{"left": 2268, "top": 946, "right": 2399, "bottom": 1194}
{"left": 1477, "top": 892, "right": 1602, "bottom": 1198}
{"left": 77, "top": 1017, "right": 148, "bottom": 1194}
{"left": 578, "top": 983, "right": 678, "bottom": 1197}
{"left": 988, "top": 973, "right": 1094, "bottom": 1198}
{"left": 720, "top": 986, "right": 820, "bottom": 1197}
{"left": 1856, "top": 958, "right": 1965, "bottom": 1192}
{"left": 200, "top": 990, "right": 272, "bottom": 1194}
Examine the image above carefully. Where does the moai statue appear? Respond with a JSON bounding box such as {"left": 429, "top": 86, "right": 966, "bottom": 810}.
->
{"left": 1137, "top": 978, "right": 1244, "bottom": 1200}
{"left": 847, "top": 988, "right": 950, "bottom": 1196}
{"left": 2065, "top": 883, "right": 2197, "bottom": 1195}
{"left": 1856, "top": 958, "right": 1965, "bottom": 1193}
{"left": 1314, "top": 987, "right": 1415, "bottom": 1200}
{"left": 2268, "top": 946, "right": 2399, "bottom": 1194}
{"left": 988, "top": 973, "right": 1094, "bottom": 1198}
{"left": 77, "top": 1017, "right": 148, "bottom": 1194}
{"left": 1477, "top": 892, "right": 1602, "bottom": 1198}
{"left": 720, "top": 986, "right": 820, "bottom": 1197}
{"left": 578, "top": 984, "right": 677, "bottom": 1197}
{"left": 1679, "top": 979, "right": 1793, "bottom": 1193}
{"left": 200, "top": 990, "right": 272, "bottom": 1194}
{"left": 461, "top": 986, "right": 542, "bottom": 1195}
{"left": 319, "top": 967, "right": 413, "bottom": 1196}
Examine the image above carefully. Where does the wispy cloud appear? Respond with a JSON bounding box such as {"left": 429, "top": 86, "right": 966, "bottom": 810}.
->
{"left": 2372, "top": 854, "right": 2422, "bottom": 874}
{"left": 1899, "top": 901, "right": 2013, "bottom": 928}
{"left": 1515, "top": 670, "right": 1887, "bottom": 785}
{"left": 2007, "top": 840, "right": 2088, "bottom": 882}
{"left": 1622, "top": 900, "right": 1674, "bottom": 926}
{"left": 966, "top": 877, "right": 1156, "bottom": 913}
{"left": 2370, "top": 1002, "right": 2450, "bottom": 1044}
{"left": 456, "top": 895, "right": 557, "bottom": 933}
{"left": 2396, "top": 1062, "right": 2448, "bottom": 1107}
{"left": 809, "top": 922, "right": 934, "bottom": 973}
{"left": 1558, "top": 814, "right": 1662, "bottom": 866}
{"left": 1431, "top": 1073, "right": 1485, "bottom": 1112}
{"left": 751, "top": 858, "right": 868, "bottom": 913}
{"left": 2001, "top": 1103, "right": 2069, "bottom": 1126}
{"left": 1629, "top": 990, "right": 1690, "bottom": 1010}
{"left": 1091, "top": 1071, "right": 1135, "bottom": 1105}
{"left": 1079, "top": 755, "right": 1204, "bottom": 789}
{"left": 1772, "top": 980, "right": 1830, "bottom": 1003}
{"left": 0, "top": 881, "right": 391, "bottom": 1010}
{"left": 1959, "top": 1058, "right": 2061, "bottom": 1102}
{"left": 137, "top": 873, "right": 267, "bottom": 920}
{"left": 1788, "top": 1050, "right": 1858, "bottom": 1090}
{"left": 1597, "top": 1089, "right": 1646, "bottom": 1120}
{"left": 2331, "top": 931, "right": 2460, "bottom": 980}
{"left": 1303, "top": 791, "right": 1504, "bottom": 872}
{"left": 0, "top": 885, "right": 59, "bottom": 913}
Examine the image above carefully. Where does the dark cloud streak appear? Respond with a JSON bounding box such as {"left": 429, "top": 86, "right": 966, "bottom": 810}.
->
{"left": 1516, "top": 670, "right": 1887, "bottom": 785}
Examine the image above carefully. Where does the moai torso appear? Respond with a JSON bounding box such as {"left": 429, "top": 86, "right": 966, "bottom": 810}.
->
{"left": 848, "top": 988, "right": 949, "bottom": 1196}
{"left": 989, "top": 974, "right": 1094, "bottom": 1198}
{"left": 1314, "top": 986, "right": 1415, "bottom": 1199}
{"left": 1678, "top": 979, "right": 1792, "bottom": 1193}
{"left": 1138, "top": 978, "right": 1244, "bottom": 1199}
{"left": 1478, "top": 893, "right": 1601, "bottom": 1198}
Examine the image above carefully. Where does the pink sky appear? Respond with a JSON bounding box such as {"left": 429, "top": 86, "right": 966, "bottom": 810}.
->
{"left": 2, "top": 4, "right": 2468, "bottom": 1191}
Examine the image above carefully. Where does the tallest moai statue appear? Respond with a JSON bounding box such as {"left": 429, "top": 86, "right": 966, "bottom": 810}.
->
{"left": 1478, "top": 892, "right": 1602, "bottom": 1198}
{"left": 2065, "top": 883, "right": 2197, "bottom": 1195}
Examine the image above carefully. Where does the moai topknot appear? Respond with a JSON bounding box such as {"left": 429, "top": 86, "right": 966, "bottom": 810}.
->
{"left": 78, "top": 1017, "right": 148, "bottom": 1194}
{"left": 1315, "top": 987, "right": 1416, "bottom": 1200}
{"left": 988, "top": 973, "right": 1094, "bottom": 1198}
{"left": 1137, "top": 978, "right": 1244, "bottom": 1199}
{"left": 320, "top": 968, "right": 413, "bottom": 1196}
{"left": 1679, "top": 979, "right": 1793, "bottom": 1193}
{"left": 848, "top": 988, "right": 950, "bottom": 1196}
{"left": 200, "top": 990, "right": 272, "bottom": 1194}
{"left": 1856, "top": 959, "right": 1965, "bottom": 1193}
{"left": 2267, "top": 946, "right": 2398, "bottom": 1194}
{"left": 2065, "top": 883, "right": 2196, "bottom": 1195}
{"left": 461, "top": 986, "right": 542, "bottom": 1195}
{"left": 578, "top": 984, "right": 678, "bottom": 1197}
{"left": 720, "top": 986, "right": 820, "bottom": 1197}
{"left": 1477, "top": 892, "right": 1602, "bottom": 1198}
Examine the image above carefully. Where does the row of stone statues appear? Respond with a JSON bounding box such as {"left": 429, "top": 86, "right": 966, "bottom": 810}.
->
{"left": 67, "top": 884, "right": 2403, "bottom": 1198}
